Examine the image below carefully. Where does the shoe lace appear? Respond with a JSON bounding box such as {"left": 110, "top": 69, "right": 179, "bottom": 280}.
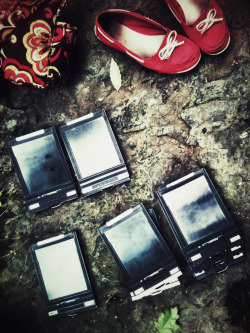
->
{"left": 196, "top": 9, "right": 223, "bottom": 34}
{"left": 159, "top": 30, "right": 184, "bottom": 60}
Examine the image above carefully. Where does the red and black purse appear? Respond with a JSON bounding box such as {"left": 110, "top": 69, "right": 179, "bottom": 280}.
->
{"left": 0, "top": 0, "right": 76, "bottom": 88}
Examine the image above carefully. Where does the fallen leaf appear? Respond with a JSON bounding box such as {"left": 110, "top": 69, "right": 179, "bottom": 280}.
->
{"left": 110, "top": 58, "right": 121, "bottom": 91}
{"left": 155, "top": 307, "right": 180, "bottom": 333}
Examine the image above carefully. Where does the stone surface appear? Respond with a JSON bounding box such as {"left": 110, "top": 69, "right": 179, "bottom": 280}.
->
{"left": 0, "top": 0, "right": 249, "bottom": 333}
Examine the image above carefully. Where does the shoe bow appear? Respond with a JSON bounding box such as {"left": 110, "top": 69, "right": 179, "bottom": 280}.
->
{"left": 196, "top": 9, "right": 223, "bottom": 34}
{"left": 159, "top": 30, "right": 184, "bottom": 60}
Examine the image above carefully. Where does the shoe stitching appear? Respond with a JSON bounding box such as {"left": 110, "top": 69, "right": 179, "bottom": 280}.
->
{"left": 167, "top": 4, "right": 181, "bottom": 23}
{"left": 159, "top": 31, "right": 184, "bottom": 60}
{"left": 97, "top": 26, "right": 115, "bottom": 44}
{"left": 196, "top": 9, "right": 223, "bottom": 34}
{"left": 108, "top": 9, "right": 130, "bottom": 12}
{"left": 125, "top": 50, "right": 145, "bottom": 63}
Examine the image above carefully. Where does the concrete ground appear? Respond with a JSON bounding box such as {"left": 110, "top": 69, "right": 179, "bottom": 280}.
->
{"left": 0, "top": 0, "right": 249, "bottom": 332}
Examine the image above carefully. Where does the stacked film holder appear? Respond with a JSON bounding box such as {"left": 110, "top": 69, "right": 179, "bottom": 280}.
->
{"left": 7, "top": 110, "right": 130, "bottom": 212}
{"left": 157, "top": 169, "right": 244, "bottom": 280}
{"left": 98, "top": 203, "right": 182, "bottom": 300}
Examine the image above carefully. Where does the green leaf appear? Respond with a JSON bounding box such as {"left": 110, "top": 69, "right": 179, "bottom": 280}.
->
{"left": 155, "top": 313, "right": 166, "bottom": 330}
{"left": 155, "top": 307, "right": 180, "bottom": 333}
{"left": 170, "top": 307, "right": 179, "bottom": 320}
{"left": 160, "top": 329, "right": 172, "bottom": 333}
{"left": 164, "top": 309, "right": 171, "bottom": 322}
{"left": 110, "top": 58, "right": 122, "bottom": 91}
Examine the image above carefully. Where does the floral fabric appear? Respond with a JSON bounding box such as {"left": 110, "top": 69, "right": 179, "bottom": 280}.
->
{"left": 0, "top": 0, "right": 76, "bottom": 88}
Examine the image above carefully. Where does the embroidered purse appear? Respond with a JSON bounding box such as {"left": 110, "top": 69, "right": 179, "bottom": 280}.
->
{"left": 0, "top": 0, "right": 76, "bottom": 88}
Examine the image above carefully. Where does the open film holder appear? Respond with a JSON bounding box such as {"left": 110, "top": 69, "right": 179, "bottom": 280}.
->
{"left": 157, "top": 169, "right": 244, "bottom": 280}
{"left": 59, "top": 110, "right": 130, "bottom": 196}
{"left": 7, "top": 110, "right": 130, "bottom": 212}
{"left": 7, "top": 127, "right": 78, "bottom": 212}
{"left": 98, "top": 203, "right": 182, "bottom": 301}
{"left": 30, "top": 232, "right": 96, "bottom": 317}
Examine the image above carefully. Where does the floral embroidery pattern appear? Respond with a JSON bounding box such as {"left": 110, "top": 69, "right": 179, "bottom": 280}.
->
{"left": 24, "top": 20, "right": 60, "bottom": 76}
{"left": 3, "top": 58, "right": 45, "bottom": 87}
{"left": 0, "top": 1, "right": 35, "bottom": 42}
{"left": 0, "top": 0, "right": 76, "bottom": 88}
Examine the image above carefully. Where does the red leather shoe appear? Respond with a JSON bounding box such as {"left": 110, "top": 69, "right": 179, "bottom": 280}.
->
{"left": 165, "top": 0, "right": 230, "bottom": 55}
{"left": 95, "top": 9, "right": 201, "bottom": 74}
